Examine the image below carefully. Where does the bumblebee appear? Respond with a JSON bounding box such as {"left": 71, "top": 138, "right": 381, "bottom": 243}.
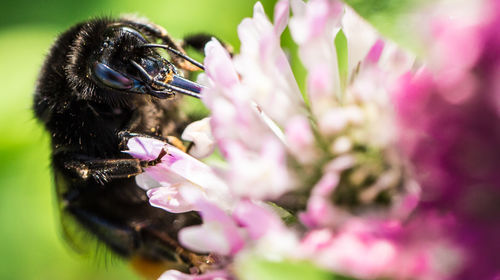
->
{"left": 33, "top": 16, "right": 216, "bottom": 278}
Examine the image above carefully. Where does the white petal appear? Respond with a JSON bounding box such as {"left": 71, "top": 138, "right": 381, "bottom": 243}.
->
{"left": 179, "top": 222, "right": 231, "bottom": 255}
{"left": 342, "top": 6, "right": 378, "bottom": 77}
{"left": 181, "top": 117, "right": 216, "bottom": 158}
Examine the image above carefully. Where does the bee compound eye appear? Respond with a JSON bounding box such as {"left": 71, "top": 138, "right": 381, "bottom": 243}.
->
{"left": 93, "top": 62, "right": 134, "bottom": 90}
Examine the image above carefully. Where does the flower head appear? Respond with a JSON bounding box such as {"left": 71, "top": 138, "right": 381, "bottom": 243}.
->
{"left": 393, "top": 0, "right": 500, "bottom": 277}
{"left": 124, "top": 0, "right": 500, "bottom": 279}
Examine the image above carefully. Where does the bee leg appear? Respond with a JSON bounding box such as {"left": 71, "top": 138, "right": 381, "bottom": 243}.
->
{"left": 121, "top": 19, "right": 223, "bottom": 72}
{"left": 142, "top": 228, "right": 215, "bottom": 273}
{"left": 181, "top": 34, "right": 213, "bottom": 53}
{"left": 121, "top": 19, "right": 196, "bottom": 71}
{"left": 59, "top": 155, "right": 147, "bottom": 184}
{"left": 120, "top": 16, "right": 171, "bottom": 43}
{"left": 57, "top": 130, "right": 190, "bottom": 185}
{"left": 182, "top": 33, "right": 234, "bottom": 56}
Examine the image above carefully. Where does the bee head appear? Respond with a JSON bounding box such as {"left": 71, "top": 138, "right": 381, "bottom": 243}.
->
{"left": 66, "top": 19, "right": 202, "bottom": 103}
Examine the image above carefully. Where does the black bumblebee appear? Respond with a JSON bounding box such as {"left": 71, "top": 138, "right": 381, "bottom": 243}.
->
{"left": 33, "top": 16, "right": 217, "bottom": 278}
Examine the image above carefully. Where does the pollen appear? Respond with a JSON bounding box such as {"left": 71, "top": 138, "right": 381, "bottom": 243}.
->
{"left": 80, "top": 168, "right": 89, "bottom": 179}
{"left": 163, "top": 70, "right": 174, "bottom": 84}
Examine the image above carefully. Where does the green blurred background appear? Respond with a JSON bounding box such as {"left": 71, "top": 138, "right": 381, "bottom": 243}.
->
{"left": 0, "top": 1, "right": 280, "bottom": 279}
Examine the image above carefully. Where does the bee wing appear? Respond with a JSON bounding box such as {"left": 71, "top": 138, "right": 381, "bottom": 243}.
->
{"left": 55, "top": 170, "right": 129, "bottom": 262}
{"left": 58, "top": 210, "right": 99, "bottom": 255}
{"left": 54, "top": 171, "right": 99, "bottom": 256}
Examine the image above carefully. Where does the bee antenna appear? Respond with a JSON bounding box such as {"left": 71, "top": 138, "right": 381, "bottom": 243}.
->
{"left": 141, "top": 44, "right": 205, "bottom": 71}
{"left": 130, "top": 60, "right": 153, "bottom": 82}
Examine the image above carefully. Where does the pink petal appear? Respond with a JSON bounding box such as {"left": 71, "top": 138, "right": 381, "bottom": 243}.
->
{"left": 198, "top": 201, "right": 245, "bottom": 255}
{"left": 125, "top": 136, "right": 166, "bottom": 160}
{"left": 159, "top": 269, "right": 230, "bottom": 280}
{"left": 307, "top": 0, "right": 334, "bottom": 38}
{"left": 301, "top": 229, "right": 334, "bottom": 252}
{"left": 300, "top": 172, "right": 341, "bottom": 228}
{"left": 341, "top": 6, "right": 379, "bottom": 73}
{"left": 179, "top": 221, "right": 232, "bottom": 255}
{"left": 285, "top": 116, "right": 314, "bottom": 148}
{"left": 222, "top": 138, "right": 292, "bottom": 200}
{"left": 289, "top": 0, "right": 308, "bottom": 43}
{"left": 204, "top": 39, "right": 239, "bottom": 89}
{"left": 158, "top": 270, "right": 193, "bottom": 280}
{"left": 135, "top": 172, "right": 163, "bottom": 190}
{"left": 318, "top": 108, "right": 348, "bottom": 135}
{"left": 142, "top": 165, "right": 186, "bottom": 188}
{"left": 180, "top": 200, "right": 245, "bottom": 255}
{"left": 285, "top": 115, "right": 318, "bottom": 163}
{"left": 365, "top": 39, "right": 385, "bottom": 64}
{"left": 274, "top": 0, "right": 290, "bottom": 35}
{"left": 311, "top": 172, "right": 340, "bottom": 196}
{"left": 233, "top": 200, "right": 284, "bottom": 240}
{"left": 299, "top": 195, "right": 336, "bottom": 228}
{"left": 147, "top": 183, "right": 201, "bottom": 213}
{"left": 308, "top": 64, "right": 334, "bottom": 96}
{"left": 155, "top": 145, "right": 224, "bottom": 191}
